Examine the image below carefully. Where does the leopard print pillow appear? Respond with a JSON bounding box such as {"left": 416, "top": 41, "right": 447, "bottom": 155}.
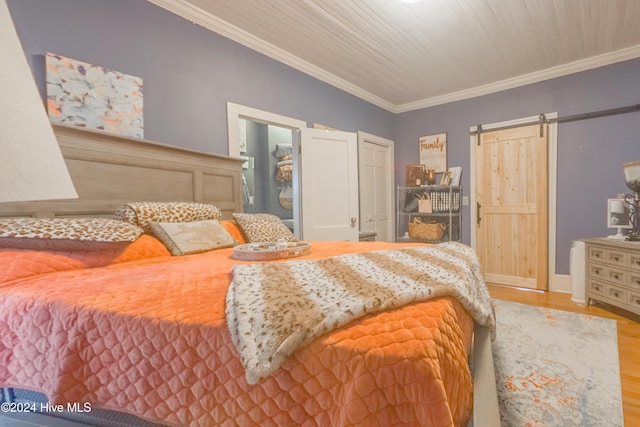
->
{"left": 114, "top": 202, "right": 222, "bottom": 232}
{"left": 232, "top": 213, "right": 297, "bottom": 243}
{"left": 0, "top": 217, "right": 143, "bottom": 251}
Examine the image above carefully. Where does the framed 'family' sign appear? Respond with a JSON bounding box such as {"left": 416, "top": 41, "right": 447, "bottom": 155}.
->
{"left": 418, "top": 133, "right": 447, "bottom": 173}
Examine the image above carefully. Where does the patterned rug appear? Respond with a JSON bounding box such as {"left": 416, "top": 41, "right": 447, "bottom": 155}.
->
{"left": 492, "top": 300, "right": 623, "bottom": 427}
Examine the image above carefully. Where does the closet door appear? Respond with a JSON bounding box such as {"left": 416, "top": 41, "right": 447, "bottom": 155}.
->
{"left": 475, "top": 124, "right": 548, "bottom": 290}
{"left": 300, "top": 128, "right": 359, "bottom": 241}
{"left": 358, "top": 132, "right": 394, "bottom": 242}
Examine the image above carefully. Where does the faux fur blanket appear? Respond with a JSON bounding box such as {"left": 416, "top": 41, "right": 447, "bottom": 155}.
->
{"left": 226, "top": 241, "right": 495, "bottom": 384}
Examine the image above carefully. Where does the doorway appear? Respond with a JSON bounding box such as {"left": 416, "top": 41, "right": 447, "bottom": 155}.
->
{"left": 239, "top": 120, "right": 296, "bottom": 224}
{"left": 357, "top": 131, "right": 394, "bottom": 242}
{"left": 470, "top": 114, "right": 560, "bottom": 291}
{"left": 227, "top": 102, "right": 306, "bottom": 237}
{"left": 226, "top": 102, "right": 362, "bottom": 241}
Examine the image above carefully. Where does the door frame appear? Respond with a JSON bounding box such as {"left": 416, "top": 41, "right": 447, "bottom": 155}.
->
{"left": 469, "top": 113, "right": 568, "bottom": 293}
{"left": 227, "top": 102, "right": 306, "bottom": 157}
{"left": 357, "top": 131, "right": 395, "bottom": 242}
{"left": 227, "top": 102, "right": 306, "bottom": 236}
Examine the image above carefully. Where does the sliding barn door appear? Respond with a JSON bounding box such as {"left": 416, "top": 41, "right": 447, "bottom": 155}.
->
{"left": 475, "top": 124, "right": 548, "bottom": 290}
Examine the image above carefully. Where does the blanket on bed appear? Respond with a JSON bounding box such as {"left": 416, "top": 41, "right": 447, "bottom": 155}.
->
{"left": 227, "top": 241, "right": 495, "bottom": 384}
{"left": 1, "top": 239, "right": 479, "bottom": 426}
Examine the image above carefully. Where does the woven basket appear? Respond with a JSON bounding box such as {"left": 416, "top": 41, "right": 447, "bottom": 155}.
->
{"left": 408, "top": 221, "right": 446, "bottom": 241}
{"left": 232, "top": 242, "right": 311, "bottom": 261}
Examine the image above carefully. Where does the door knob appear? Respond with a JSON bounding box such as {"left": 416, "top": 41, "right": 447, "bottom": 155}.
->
{"left": 351, "top": 217, "right": 357, "bottom": 227}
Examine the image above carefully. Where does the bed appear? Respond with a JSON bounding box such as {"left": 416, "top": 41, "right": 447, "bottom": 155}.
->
{"left": 0, "top": 125, "right": 499, "bottom": 427}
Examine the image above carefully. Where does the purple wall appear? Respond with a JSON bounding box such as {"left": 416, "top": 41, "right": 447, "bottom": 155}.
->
{"left": 7, "top": 0, "right": 395, "bottom": 154}
{"left": 8, "top": 0, "right": 640, "bottom": 274}
{"left": 395, "top": 59, "right": 640, "bottom": 274}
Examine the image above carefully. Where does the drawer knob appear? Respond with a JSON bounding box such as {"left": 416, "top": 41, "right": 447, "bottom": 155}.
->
{"left": 636, "top": 260, "right": 640, "bottom": 266}
{"left": 635, "top": 279, "right": 640, "bottom": 286}
{"left": 595, "top": 253, "right": 601, "bottom": 258}
{"left": 612, "top": 291, "right": 620, "bottom": 298}
{"left": 613, "top": 274, "right": 620, "bottom": 280}
{"left": 613, "top": 256, "right": 620, "bottom": 261}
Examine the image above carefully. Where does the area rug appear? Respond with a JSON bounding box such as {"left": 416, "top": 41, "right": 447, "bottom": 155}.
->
{"left": 492, "top": 300, "right": 623, "bottom": 427}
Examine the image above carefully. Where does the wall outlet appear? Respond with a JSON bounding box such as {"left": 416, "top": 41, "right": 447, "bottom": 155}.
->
{"left": 462, "top": 196, "right": 469, "bottom": 206}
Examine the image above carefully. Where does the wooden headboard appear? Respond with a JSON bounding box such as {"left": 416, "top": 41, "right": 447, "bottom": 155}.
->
{"left": 0, "top": 124, "right": 244, "bottom": 219}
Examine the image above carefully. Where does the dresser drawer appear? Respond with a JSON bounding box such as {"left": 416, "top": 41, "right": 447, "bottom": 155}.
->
{"left": 606, "top": 249, "right": 628, "bottom": 266}
{"left": 588, "top": 264, "right": 628, "bottom": 286}
{"left": 630, "top": 272, "right": 640, "bottom": 290}
{"left": 631, "top": 253, "right": 640, "bottom": 272}
{"left": 587, "top": 279, "right": 606, "bottom": 298}
{"left": 629, "top": 292, "right": 640, "bottom": 312}
{"left": 587, "top": 263, "right": 606, "bottom": 280}
{"left": 587, "top": 246, "right": 606, "bottom": 263}
{"left": 606, "top": 285, "right": 628, "bottom": 305}
{"left": 606, "top": 267, "right": 627, "bottom": 286}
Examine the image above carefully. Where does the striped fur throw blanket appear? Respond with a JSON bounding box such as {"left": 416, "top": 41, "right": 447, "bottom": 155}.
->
{"left": 226, "top": 241, "right": 495, "bottom": 384}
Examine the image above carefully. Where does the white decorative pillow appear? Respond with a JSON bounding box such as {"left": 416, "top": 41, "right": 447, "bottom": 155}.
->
{"left": 232, "top": 213, "right": 297, "bottom": 243}
{"left": 0, "top": 218, "right": 143, "bottom": 251}
{"left": 150, "top": 219, "right": 237, "bottom": 256}
{"left": 114, "top": 202, "right": 222, "bottom": 232}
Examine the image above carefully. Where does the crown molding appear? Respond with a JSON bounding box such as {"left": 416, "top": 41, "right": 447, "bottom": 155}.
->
{"left": 392, "top": 44, "right": 640, "bottom": 113}
{"left": 148, "top": 0, "right": 640, "bottom": 115}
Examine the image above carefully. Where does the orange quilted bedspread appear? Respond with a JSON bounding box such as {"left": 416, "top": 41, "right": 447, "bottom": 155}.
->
{"left": 0, "top": 238, "right": 474, "bottom": 426}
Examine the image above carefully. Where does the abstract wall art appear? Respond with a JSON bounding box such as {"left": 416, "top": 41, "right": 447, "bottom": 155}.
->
{"left": 46, "top": 52, "right": 143, "bottom": 139}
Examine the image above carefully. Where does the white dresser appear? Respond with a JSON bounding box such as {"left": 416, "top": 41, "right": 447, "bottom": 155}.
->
{"left": 583, "top": 238, "right": 640, "bottom": 317}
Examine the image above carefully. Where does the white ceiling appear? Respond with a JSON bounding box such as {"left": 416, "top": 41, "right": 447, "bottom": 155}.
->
{"left": 148, "top": 0, "right": 640, "bottom": 113}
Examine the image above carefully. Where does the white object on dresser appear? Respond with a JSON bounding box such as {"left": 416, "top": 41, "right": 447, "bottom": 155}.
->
{"left": 583, "top": 237, "right": 640, "bottom": 317}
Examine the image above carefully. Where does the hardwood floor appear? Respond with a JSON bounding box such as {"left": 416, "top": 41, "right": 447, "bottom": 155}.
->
{"left": 487, "top": 284, "right": 640, "bottom": 426}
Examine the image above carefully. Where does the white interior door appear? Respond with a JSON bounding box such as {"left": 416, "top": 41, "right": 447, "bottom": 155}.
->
{"left": 301, "top": 128, "right": 359, "bottom": 241}
{"left": 358, "top": 132, "right": 394, "bottom": 242}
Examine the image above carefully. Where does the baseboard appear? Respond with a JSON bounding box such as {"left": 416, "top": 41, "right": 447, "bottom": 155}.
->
{"left": 550, "top": 273, "right": 571, "bottom": 294}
